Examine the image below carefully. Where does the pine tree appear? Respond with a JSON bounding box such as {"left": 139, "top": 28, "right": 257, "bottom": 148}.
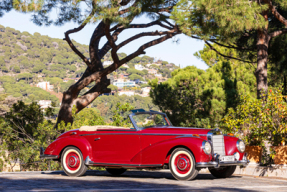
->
{"left": 1, "top": 0, "right": 181, "bottom": 125}
{"left": 172, "top": 0, "right": 287, "bottom": 99}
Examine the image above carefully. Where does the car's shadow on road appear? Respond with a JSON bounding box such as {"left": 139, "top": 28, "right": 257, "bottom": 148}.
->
{"left": 0, "top": 171, "right": 256, "bottom": 191}
{"left": 80, "top": 170, "right": 243, "bottom": 180}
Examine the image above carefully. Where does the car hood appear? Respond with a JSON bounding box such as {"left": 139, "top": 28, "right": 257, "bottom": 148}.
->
{"left": 142, "top": 126, "right": 213, "bottom": 135}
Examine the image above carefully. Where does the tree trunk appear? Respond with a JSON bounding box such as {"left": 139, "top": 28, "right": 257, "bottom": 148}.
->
{"left": 283, "top": 75, "right": 287, "bottom": 95}
{"left": 256, "top": 11, "right": 270, "bottom": 99}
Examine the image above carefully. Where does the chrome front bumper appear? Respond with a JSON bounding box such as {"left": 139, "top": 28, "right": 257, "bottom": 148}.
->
{"left": 39, "top": 147, "right": 59, "bottom": 159}
{"left": 196, "top": 153, "right": 249, "bottom": 168}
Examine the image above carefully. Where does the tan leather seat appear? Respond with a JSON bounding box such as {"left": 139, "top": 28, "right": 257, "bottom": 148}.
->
{"left": 79, "top": 125, "right": 130, "bottom": 131}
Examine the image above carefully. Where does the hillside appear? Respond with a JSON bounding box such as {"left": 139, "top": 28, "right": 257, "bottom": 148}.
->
{"left": 0, "top": 25, "right": 179, "bottom": 113}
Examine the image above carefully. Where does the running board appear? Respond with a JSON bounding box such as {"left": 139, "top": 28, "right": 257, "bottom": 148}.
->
{"left": 84, "top": 156, "right": 162, "bottom": 168}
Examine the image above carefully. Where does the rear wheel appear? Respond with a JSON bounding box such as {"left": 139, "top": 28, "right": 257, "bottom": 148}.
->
{"left": 61, "top": 146, "right": 88, "bottom": 177}
{"left": 208, "top": 166, "right": 236, "bottom": 178}
{"left": 106, "top": 168, "right": 126, "bottom": 176}
{"left": 169, "top": 148, "right": 198, "bottom": 181}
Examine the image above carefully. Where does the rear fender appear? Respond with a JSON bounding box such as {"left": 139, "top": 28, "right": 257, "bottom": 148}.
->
{"left": 44, "top": 136, "right": 92, "bottom": 160}
{"left": 138, "top": 137, "right": 212, "bottom": 165}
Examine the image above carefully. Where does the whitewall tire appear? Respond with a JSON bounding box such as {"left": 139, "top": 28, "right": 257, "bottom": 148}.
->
{"left": 169, "top": 148, "right": 198, "bottom": 181}
{"left": 61, "top": 146, "right": 88, "bottom": 177}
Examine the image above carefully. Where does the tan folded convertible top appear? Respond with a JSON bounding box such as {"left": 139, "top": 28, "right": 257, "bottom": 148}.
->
{"left": 79, "top": 125, "right": 130, "bottom": 131}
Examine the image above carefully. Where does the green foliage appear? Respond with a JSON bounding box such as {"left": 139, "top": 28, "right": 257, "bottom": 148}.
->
{"left": 2, "top": 81, "right": 59, "bottom": 104}
{"left": 171, "top": 0, "right": 267, "bottom": 41}
{"left": 223, "top": 89, "right": 287, "bottom": 147}
{"left": 0, "top": 101, "right": 61, "bottom": 171}
{"left": 71, "top": 108, "right": 106, "bottom": 128}
{"left": 129, "top": 74, "right": 143, "bottom": 81}
{"left": 93, "top": 94, "right": 159, "bottom": 122}
{"left": 110, "top": 103, "right": 134, "bottom": 127}
{"left": 150, "top": 44, "right": 256, "bottom": 127}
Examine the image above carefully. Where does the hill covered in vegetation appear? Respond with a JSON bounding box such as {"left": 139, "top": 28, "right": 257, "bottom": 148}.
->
{"left": 0, "top": 25, "right": 178, "bottom": 114}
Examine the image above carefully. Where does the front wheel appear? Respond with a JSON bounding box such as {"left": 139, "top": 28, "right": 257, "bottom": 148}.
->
{"left": 208, "top": 166, "right": 236, "bottom": 178}
{"left": 169, "top": 148, "right": 198, "bottom": 181}
{"left": 61, "top": 146, "right": 88, "bottom": 177}
{"left": 106, "top": 168, "right": 126, "bottom": 176}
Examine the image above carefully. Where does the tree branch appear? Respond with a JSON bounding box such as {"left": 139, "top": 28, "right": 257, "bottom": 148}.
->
{"left": 269, "top": 28, "right": 287, "bottom": 38}
{"left": 64, "top": 9, "right": 95, "bottom": 68}
{"left": 105, "top": 20, "right": 120, "bottom": 63}
{"left": 103, "top": 32, "right": 178, "bottom": 76}
{"left": 204, "top": 40, "right": 255, "bottom": 64}
{"left": 117, "top": 29, "right": 176, "bottom": 50}
{"left": 264, "top": 0, "right": 287, "bottom": 27}
{"left": 210, "top": 40, "right": 253, "bottom": 51}
{"left": 98, "top": 26, "right": 126, "bottom": 59}
{"left": 98, "top": 20, "right": 173, "bottom": 58}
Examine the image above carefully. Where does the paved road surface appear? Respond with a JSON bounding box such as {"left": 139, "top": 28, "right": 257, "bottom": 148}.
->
{"left": 0, "top": 170, "right": 286, "bottom": 191}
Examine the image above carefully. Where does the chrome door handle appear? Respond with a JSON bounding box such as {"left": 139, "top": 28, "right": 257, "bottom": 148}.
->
{"left": 94, "top": 138, "right": 100, "bottom": 141}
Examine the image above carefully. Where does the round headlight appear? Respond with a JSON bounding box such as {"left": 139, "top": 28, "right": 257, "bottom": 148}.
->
{"left": 202, "top": 141, "right": 212, "bottom": 155}
{"left": 237, "top": 140, "right": 245, "bottom": 153}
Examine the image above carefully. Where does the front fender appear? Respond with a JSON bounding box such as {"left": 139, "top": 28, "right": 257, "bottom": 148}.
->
{"left": 138, "top": 137, "right": 212, "bottom": 165}
{"left": 44, "top": 136, "right": 92, "bottom": 160}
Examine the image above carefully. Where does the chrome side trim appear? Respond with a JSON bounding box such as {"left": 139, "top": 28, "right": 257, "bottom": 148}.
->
{"left": 80, "top": 133, "right": 193, "bottom": 136}
{"left": 85, "top": 161, "right": 162, "bottom": 167}
{"left": 40, "top": 154, "right": 59, "bottom": 159}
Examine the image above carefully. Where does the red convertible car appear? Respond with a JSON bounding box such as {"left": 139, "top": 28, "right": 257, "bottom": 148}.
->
{"left": 40, "top": 109, "right": 248, "bottom": 180}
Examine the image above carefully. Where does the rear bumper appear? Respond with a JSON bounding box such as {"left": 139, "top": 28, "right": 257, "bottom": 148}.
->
{"left": 40, "top": 147, "right": 59, "bottom": 160}
{"left": 196, "top": 153, "right": 249, "bottom": 168}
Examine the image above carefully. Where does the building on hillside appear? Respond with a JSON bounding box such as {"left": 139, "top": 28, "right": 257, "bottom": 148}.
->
{"left": 113, "top": 79, "right": 136, "bottom": 88}
{"left": 36, "top": 82, "right": 53, "bottom": 91}
{"left": 103, "top": 61, "right": 113, "bottom": 66}
{"left": 146, "top": 63, "right": 152, "bottom": 67}
{"left": 141, "top": 87, "right": 151, "bottom": 97}
{"left": 63, "top": 78, "right": 70, "bottom": 82}
{"left": 38, "top": 100, "right": 52, "bottom": 109}
{"left": 148, "top": 69, "right": 157, "bottom": 75}
{"left": 118, "top": 91, "right": 135, "bottom": 96}
{"left": 135, "top": 64, "right": 145, "bottom": 71}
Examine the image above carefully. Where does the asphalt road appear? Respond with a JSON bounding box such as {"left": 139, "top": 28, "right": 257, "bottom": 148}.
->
{"left": 0, "top": 170, "right": 286, "bottom": 191}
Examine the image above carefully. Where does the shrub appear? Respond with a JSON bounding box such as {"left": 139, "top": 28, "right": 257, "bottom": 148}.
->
{"left": 223, "top": 89, "right": 287, "bottom": 147}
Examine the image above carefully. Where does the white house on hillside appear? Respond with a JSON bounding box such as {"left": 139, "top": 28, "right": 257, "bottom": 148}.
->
{"left": 118, "top": 91, "right": 135, "bottom": 96}
{"left": 36, "top": 82, "right": 53, "bottom": 91}
{"left": 113, "top": 79, "right": 136, "bottom": 88}
{"left": 135, "top": 64, "right": 145, "bottom": 71}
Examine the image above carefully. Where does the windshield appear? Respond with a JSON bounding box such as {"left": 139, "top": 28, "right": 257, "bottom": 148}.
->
{"left": 132, "top": 113, "right": 170, "bottom": 129}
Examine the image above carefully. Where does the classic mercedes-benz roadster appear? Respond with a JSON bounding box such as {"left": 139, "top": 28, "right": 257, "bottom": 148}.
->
{"left": 40, "top": 109, "right": 248, "bottom": 180}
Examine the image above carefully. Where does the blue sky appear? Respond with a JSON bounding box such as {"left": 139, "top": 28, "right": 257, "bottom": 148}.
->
{"left": 0, "top": 10, "right": 208, "bottom": 70}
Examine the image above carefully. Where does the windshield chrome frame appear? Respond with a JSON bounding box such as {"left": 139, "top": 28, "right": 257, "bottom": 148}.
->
{"left": 128, "top": 111, "right": 172, "bottom": 131}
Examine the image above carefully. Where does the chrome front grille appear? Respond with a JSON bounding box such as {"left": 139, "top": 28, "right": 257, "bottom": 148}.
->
{"left": 211, "top": 135, "right": 226, "bottom": 156}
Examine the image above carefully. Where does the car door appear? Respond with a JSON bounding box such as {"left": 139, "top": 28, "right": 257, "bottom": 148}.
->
{"left": 90, "top": 129, "right": 141, "bottom": 165}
